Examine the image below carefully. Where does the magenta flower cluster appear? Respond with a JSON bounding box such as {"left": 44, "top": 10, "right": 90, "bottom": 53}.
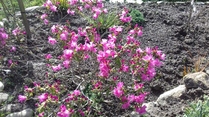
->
{"left": 0, "top": 28, "right": 8, "bottom": 46}
{"left": 16, "top": 0, "right": 166, "bottom": 116}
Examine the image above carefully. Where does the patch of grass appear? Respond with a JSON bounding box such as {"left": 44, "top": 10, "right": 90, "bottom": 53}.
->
{"left": 0, "top": 0, "right": 45, "bottom": 21}
{"left": 183, "top": 56, "right": 209, "bottom": 76}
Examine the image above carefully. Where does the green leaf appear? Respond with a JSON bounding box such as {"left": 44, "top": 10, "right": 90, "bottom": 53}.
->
{"left": 115, "top": 57, "right": 121, "bottom": 68}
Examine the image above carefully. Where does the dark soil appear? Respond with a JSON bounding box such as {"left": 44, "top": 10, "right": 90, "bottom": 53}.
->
{"left": 1, "top": 2, "right": 209, "bottom": 117}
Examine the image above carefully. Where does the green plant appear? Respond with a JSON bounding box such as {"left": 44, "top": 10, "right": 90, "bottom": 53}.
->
{"left": 87, "top": 11, "right": 121, "bottom": 34}
{"left": 128, "top": 9, "right": 144, "bottom": 25}
{"left": 183, "top": 95, "right": 209, "bottom": 117}
{"left": 51, "top": 0, "right": 69, "bottom": 10}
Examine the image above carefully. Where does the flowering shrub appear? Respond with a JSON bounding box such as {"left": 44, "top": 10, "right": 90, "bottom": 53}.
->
{"left": 0, "top": 28, "right": 9, "bottom": 46}
{"left": 18, "top": 0, "right": 165, "bottom": 116}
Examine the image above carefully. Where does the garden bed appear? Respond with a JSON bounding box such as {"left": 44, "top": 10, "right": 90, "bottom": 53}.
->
{"left": 1, "top": 1, "right": 209, "bottom": 117}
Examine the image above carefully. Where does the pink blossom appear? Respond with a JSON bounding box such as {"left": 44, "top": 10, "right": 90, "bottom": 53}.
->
{"left": 63, "top": 49, "right": 74, "bottom": 60}
{"left": 38, "top": 93, "right": 48, "bottom": 103}
{"left": 73, "top": 90, "right": 80, "bottom": 96}
{"left": 12, "top": 27, "right": 21, "bottom": 36}
{"left": 45, "top": 54, "right": 52, "bottom": 60}
{"left": 113, "top": 87, "right": 123, "bottom": 98}
{"left": 117, "top": 82, "right": 124, "bottom": 89}
{"left": 38, "top": 112, "right": 44, "bottom": 117}
{"left": 50, "top": 5, "right": 57, "bottom": 12}
{"left": 145, "top": 47, "right": 152, "bottom": 54}
{"left": 40, "top": 14, "right": 48, "bottom": 19}
{"left": 135, "top": 105, "right": 146, "bottom": 115}
{"left": 44, "top": 19, "right": 49, "bottom": 25}
{"left": 10, "top": 46, "right": 16, "bottom": 52}
{"left": 122, "top": 102, "right": 130, "bottom": 109}
{"left": 120, "top": 64, "right": 129, "bottom": 72}
{"left": 52, "top": 64, "right": 62, "bottom": 72}
{"left": 48, "top": 36, "right": 57, "bottom": 45}
{"left": 127, "top": 94, "right": 135, "bottom": 103}
{"left": 69, "top": 0, "right": 78, "bottom": 5}
{"left": 18, "top": 95, "right": 27, "bottom": 103}
{"left": 103, "top": 8, "right": 108, "bottom": 13}
{"left": 134, "top": 93, "right": 146, "bottom": 104}
{"left": 60, "top": 33, "right": 68, "bottom": 41}
{"left": 51, "top": 25, "right": 58, "bottom": 33}
{"left": 63, "top": 60, "right": 70, "bottom": 69}
{"left": 67, "top": 9, "right": 75, "bottom": 15}
{"left": 77, "top": 6, "right": 83, "bottom": 11}
{"left": 134, "top": 83, "right": 143, "bottom": 91}
{"left": 57, "top": 105, "right": 74, "bottom": 117}
{"left": 120, "top": 16, "right": 132, "bottom": 23}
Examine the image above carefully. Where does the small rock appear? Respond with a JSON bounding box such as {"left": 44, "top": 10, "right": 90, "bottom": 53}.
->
{"left": 0, "top": 82, "right": 4, "bottom": 92}
{"left": 0, "top": 104, "right": 20, "bottom": 113}
{"left": 143, "top": 102, "right": 159, "bottom": 116}
{"left": 0, "top": 21, "right": 3, "bottom": 27}
{"left": 205, "top": 67, "right": 209, "bottom": 75}
{"left": 25, "top": 6, "right": 41, "bottom": 12}
{"left": 156, "top": 85, "right": 186, "bottom": 106}
{"left": 0, "top": 93, "right": 9, "bottom": 103}
{"left": 6, "top": 108, "right": 33, "bottom": 117}
{"left": 184, "top": 72, "right": 209, "bottom": 89}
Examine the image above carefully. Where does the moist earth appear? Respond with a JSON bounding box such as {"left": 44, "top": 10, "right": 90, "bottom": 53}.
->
{"left": 1, "top": 2, "right": 209, "bottom": 117}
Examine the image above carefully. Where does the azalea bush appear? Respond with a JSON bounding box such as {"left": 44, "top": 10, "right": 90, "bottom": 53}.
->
{"left": 17, "top": 0, "right": 165, "bottom": 116}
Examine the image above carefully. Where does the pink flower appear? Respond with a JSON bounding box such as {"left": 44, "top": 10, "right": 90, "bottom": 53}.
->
{"left": 117, "top": 82, "right": 124, "bottom": 89}
{"left": 18, "top": 95, "right": 27, "bottom": 103}
{"left": 69, "top": 0, "right": 78, "bottom": 5}
{"left": 63, "top": 49, "right": 74, "bottom": 60}
{"left": 51, "top": 25, "right": 58, "bottom": 34}
{"left": 40, "top": 14, "right": 48, "bottom": 19}
{"left": 134, "top": 93, "right": 146, "bottom": 104}
{"left": 50, "top": 5, "right": 57, "bottom": 12}
{"left": 10, "top": 46, "right": 16, "bottom": 52}
{"left": 122, "top": 102, "right": 130, "bottom": 109}
{"left": 134, "top": 83, "right": 143, "bottom": 91}
{"left": 45, "top": 54, "right": 52, "bottom": 60}
{"left": 60, "top": 33, "right": 68, "bottom": 41}
{"left": 120, "top": 64, "right": 129, "bottom": 72}
{"left": 57, "top": 105, "right": 74, "bottom": 117}
{"left": 38, "top": 93, "right": 48, "bottom": 103}
{"left": 113, "top": 82, "right": 124, "bottom": 98}
{"left": 38, "top": 112, "right": 44, "bottom": 117}
{"left": 135, "top": 105, "right": 146, "bottom": 115}
{"left": 48, "top": 36, "right": 57, "bottom": 45}
{"left": 63, "top": 60, "right": 70, "bottom": 69}
{"left": 67, "top": 9, "right": 75, "bottom": 15}
{"left": 52, "top": 64, "right": 62, "bottom": 72}
{"left": 113, "top": 87, "right": 123, "bottom": 98}
{"left": 44, "top": 19, "right": 49, "bottom": 25}
{"left": 127, "top": 94, "right": 135, "bottom": 103}
{"left": 73, "top": 90, "right": 80, "bottom": 96}
{"left": 12, "top": 27, "right": 21, "bottom": 36}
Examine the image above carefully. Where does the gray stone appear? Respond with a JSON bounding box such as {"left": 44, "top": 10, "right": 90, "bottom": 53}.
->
{"left": 156, "top": 85, "right": 186, "bottom": 106}
{"left": 143, "top": 102, "right": 159, "bottom": 116}
{"left": 0, "top": 93, "right": 9, "bottom": 103}
{"left": 0, "top": 104, "right": 19, "bottom": 112}
{"left": 6, "top": 108, "right": 33, "bottom": 117}
{"left": 184, "top": 72, "right": 209, "bottom": 89}
{"left": 205, "top": 67, "right": 209, "bottom": 75}
{"left": 0, "top": 82, "right": 4, "bottom": 92}
{"left": 0, "top": 21, "right": 3, "bottom": 27}
{"left": 25, "top": 6, "right": 41, "bottom": 12}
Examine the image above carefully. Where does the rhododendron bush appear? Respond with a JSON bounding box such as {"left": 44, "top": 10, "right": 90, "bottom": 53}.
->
{"left": 17, "top": 0, "right": 165, "bottom": 116}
